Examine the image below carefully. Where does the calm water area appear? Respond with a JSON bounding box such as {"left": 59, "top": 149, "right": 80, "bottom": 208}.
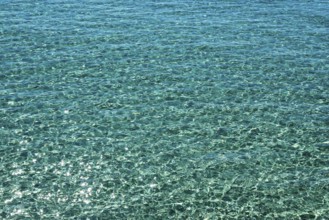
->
{"left": 1, "top": 0, "right": 329, "bottom": 219}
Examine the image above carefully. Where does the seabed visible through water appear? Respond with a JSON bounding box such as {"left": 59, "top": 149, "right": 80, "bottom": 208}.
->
{"left": 0, "top": 0, "right": 329, "bottom": 219}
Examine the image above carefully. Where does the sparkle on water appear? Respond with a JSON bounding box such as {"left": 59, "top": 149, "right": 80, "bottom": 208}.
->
{"left": 1, "top": 0, "right": 329, "bottom": 219}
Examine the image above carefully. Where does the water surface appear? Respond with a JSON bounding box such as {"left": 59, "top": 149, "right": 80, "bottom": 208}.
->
{"left": 1, "top": 0, "right": 329, "bottom": 219}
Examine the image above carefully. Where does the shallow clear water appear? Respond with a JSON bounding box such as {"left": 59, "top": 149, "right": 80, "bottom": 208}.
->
{"left": 1, "top": 0, "right": 329, "bottom": 219}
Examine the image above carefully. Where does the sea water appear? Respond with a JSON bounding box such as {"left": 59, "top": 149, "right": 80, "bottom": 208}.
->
{"left": 0, "top": 0, "right": 328, "bottom": 219}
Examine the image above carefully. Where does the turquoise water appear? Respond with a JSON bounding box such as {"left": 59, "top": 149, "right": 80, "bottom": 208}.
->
{"left": 1, "top": 0, "right": 329, "bottom": 219}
